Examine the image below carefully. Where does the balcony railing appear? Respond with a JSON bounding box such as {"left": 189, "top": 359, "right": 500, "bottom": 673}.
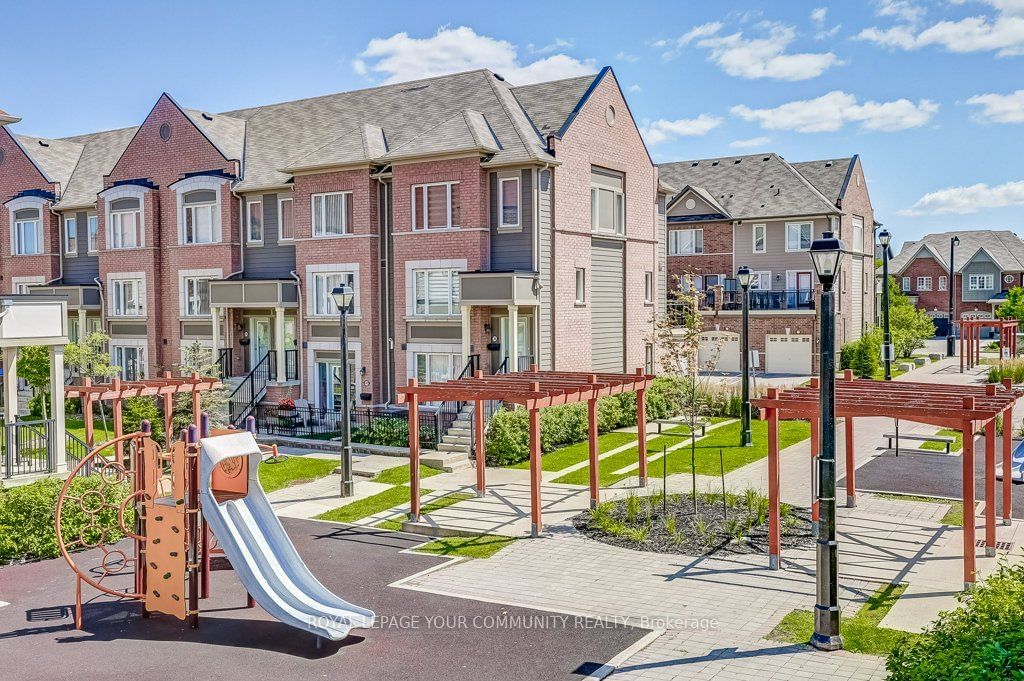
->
{"left": 683, "top": 287, "right": 816, "bottom": 313}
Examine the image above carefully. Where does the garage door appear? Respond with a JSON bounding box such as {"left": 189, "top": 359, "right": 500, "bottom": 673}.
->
{"left": 765, "top": 334, "right": 812, "bottom": 375}
{"left": 698, "top": 331, "right": 740, "bottom": 373}
{"left": 591, "top": 238, "right": 625, "bottom": 372}
{"left": 851, "top": 256, "right": 863, "bottom": 340}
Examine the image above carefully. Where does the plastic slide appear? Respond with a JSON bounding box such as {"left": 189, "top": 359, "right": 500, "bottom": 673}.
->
{"left": 997, "top": 438, "right": 1024, "bottom": 483}
{"left": 199, "top": 432, "right": 375, "bottom": 640}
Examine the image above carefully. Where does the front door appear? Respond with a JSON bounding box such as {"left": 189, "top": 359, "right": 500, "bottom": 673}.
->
{"left": 250, "top": 316, "right": 271, "bottom": 368}
{"left": 796, "top": 271, "right": 813, "bottom": 307}
{"left": 316, "top": 355, "right": 356, "bottom": 410}
{"left": 499, "top": 316, "right": 531, "bottom": 371}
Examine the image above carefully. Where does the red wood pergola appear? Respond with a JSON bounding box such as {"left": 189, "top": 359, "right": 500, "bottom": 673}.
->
{"left": 396, "top": 366, "right": 655, "bottom": 536}
{"left": 752, "top": 372, "right": 1021, "bottom": 587}
{"left": 960, "top": 318, "right": 1018, "bottom": 372}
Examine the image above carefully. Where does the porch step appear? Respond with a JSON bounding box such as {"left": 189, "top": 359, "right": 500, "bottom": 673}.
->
{"left": 437, "top": 441, "right": 472, "bottom": 454}
{"left": 420, "top": 449, "right": 473, "bottom": 473}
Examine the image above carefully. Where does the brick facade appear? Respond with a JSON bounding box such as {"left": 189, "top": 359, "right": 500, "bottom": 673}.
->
{"left": 666, "top": 219, "right": 733, "bottom": 291}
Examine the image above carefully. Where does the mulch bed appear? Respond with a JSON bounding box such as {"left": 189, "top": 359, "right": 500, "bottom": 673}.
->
{"left": 573, "top": 492, "right": 815, "bottom": 557}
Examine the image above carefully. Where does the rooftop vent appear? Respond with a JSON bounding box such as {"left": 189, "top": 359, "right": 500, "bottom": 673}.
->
{"left": 762, "top": 156, "right": 770, "bottom": 162}
{"left": 38, "top": 141, "right": 49, "bottom": 147}
{"left": 494, "top": 73, "right": 505, "bottom": 81}
{"left": 734, "top": 159, "right": 741, "bottom": 164}
{"left": 769, "top": 184, "right": 775, "bottom": 189}
{"left": 825, "top": 160, "right": 833, "bottom": 167}
{"left": 401, "top": 85, "right": 430, "bottom": 93}
{"left": 691, "top": 161, "right": 699, "bottom": 166}
{"left": 712, "top": 161, "right": 719, "bottom": 166}
{"left": 201, "top": 112, "right": 213, "bottom": 121}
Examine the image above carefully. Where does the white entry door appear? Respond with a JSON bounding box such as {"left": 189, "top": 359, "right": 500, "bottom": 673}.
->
{"left": 250, "top": 316, "right": 271, "bottom": 367}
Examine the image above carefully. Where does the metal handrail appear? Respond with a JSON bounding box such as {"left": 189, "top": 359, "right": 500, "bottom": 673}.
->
{"left": 215, "top": 347, "right": 233, "bottom": 378}
{"left": 229, "top": 352, "right": 272, "bottom": 426}
{"left": 494, "top": 357, "right": 509, "bottom": 374}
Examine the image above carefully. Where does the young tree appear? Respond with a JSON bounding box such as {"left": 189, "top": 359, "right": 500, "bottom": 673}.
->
{"left": 17, "top": 346, "right": 53, "bottom": 420}
{"left": 170, "top": 341, "right": 229, "bottom": 435}
{"left": 64, "top": 331, "right": 120, "bottom": 436}
{"left": 996, "top": 286, "right": 1024, "bottom": 321}
{"left": 882, "top": 276, "right": 936, "bottom": 358}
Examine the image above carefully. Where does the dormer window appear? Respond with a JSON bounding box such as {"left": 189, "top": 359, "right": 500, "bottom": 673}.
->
{"left": 13, "top": 208, "right": 42, "bottom": 255}
{"left": 182, "top": 190, "right": 218, "bottom": 244}
{"left": 109, "top": 198, "right": 142, "bottom": 249}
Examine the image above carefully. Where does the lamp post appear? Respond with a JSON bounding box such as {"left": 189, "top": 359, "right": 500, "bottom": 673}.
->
{"left": 948, "top": 235, "right": 960, "bottom": 357}
{"left": 808, "top": 230, "right": 845, "bottom": 651}
{"left": 331, "top": 285, "right": 355, "bottom": 497}
{"left": 736, "top": 266, "right": 753, "bottom": 447}
{"left": 878, "top": 229, "right": 893, "bottom": 380}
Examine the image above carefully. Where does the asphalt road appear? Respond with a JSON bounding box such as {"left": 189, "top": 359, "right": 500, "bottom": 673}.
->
{"left": 0, "top": 519, "right": 644, "bottom": 681}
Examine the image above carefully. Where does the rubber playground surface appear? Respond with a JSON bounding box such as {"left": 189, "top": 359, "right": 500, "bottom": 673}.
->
{"left": 0, "top": 519, "right": 644, "bottom": 681}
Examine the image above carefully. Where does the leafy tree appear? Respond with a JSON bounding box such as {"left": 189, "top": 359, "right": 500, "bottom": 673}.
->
{"left": 170, "top": 341, "right": 229, "bottom": 436}
{"left": 882, "top": 276, "right": 935, "bottom": 358}
{"left": 996, "top": 286, "right": 1024, "bottom": 320}
{"left": 64, "top": 331, "right": 120, "bottom": 438}
{"left": 17, "top": 346, "right": 53, "bottom": 420}
{"left": 851, "top": 329, "right": 881, "bottom": 378}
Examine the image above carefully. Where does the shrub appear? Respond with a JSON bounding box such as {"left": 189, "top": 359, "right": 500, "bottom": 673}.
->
{"left": 122, "top": 397, "right": 163, "bottom": 442}
{"left": 596, "top": 397, "right": 623, "bottom": 433}
{"left": 887, "top": 561, "right": 1024, "bottom": 680}
{"left": 988, "top": 358, "right": 1024, "bottom": 385}
{"left": 485, "top": 407, "right": 530, "bottom": 466}
{"left": 852, "top": 329, "right": 881, "bottom": 378}
{"left": 0, "top": 476, "right": 133, "bottom": 562}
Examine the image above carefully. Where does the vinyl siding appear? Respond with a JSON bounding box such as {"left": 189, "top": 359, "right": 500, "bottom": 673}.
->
{"left": 962, "top": 252, "right": 1001, "bottom": 301}
{"left": 489, "top": 169, "right": 534, "bottom": 271}
{"left": 732, "top": 217, "right": 829, "bottom": 291}
{"left": 590, "top": 237, "right": 625, "bottom": 372}
{"left": 657, "top": 195, "right": 667, "bottom": 317}
{"left": 243, "top": 193, "right": 297, "bottom": 280}
{"left": 64, "top": 210, "right": 99, "bottom": 285}
{"left": 537, "top": 169, "right": 553, "bottom": 370}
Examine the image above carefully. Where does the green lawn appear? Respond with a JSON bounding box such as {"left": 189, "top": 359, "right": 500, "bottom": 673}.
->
{"left": 870, "top": 365, "right": 908, "bottom": 380}
{"left": 317, "top": 485, "right": 433, "bottom": 524}
{"left": 374, "top": 463, "right": 443, "bottom": 485}
{"left": 552, "top": 419, "right": 808, "bottom": 487}
{"left": 413, "top": 534, "right": 518, "bottom": 559}
{"left": 375, "top": 491, "right": 475, "bottom": 531}
{"left": 920, "top": 428, "right": 963, "bottom": 453}
{"left": 65, "top": 417, "right": 112, "bottom": 444}
{"left": 258, "top": 456, "right": 338, "bottom": 494}
{"left": 508, "top": 431, "right": 640, "bottom": 471}
{"left": 768, "top": 583, "right": 921, "bottom": 656}
{"left": 874, "top": 493, "right": 964, "bottom": 525}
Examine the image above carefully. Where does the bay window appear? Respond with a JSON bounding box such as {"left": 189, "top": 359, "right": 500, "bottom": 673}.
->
{"left": 414, "top": 269, "right": 460, "bottom": 315}
{"left": 109, "top": 198, "right": 142, "bottom": 249}
{"left": 312, "top": 191, "right": 352, "bottom": 237}
{"left": 13, "top": 208, "right": 42, "bottom": 255}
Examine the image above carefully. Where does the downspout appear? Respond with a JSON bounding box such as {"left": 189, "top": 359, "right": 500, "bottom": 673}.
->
{"left": 93, "top": 276, "right": 106, "bottom": 334}
{"left": 290, "top": 270, "right": 304, "bottom": 393}
{"left": 375, "top": 174, "right": 391, "bottom": 401}
{"left": 46, "top": 204, "right": 64, "bottom": 285}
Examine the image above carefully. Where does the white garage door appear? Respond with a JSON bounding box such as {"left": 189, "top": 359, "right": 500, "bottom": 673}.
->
{"left": 698, "top": 331, "right": 740, "bottom": 373}
{"left": 766, "top": 334, "right": 812, "bottom": 375}
{"left": 851, "top": 256, "right": 863, "bottom": 341}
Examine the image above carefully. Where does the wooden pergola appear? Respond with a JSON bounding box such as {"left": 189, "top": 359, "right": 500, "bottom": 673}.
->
{"left": 960, "top": 318, "right": 1018, "bottom": 372}
{"left": 66, "top": 372, "right": 222, "bottom": 464}
{"left": 396, "top": 367, "right": 655, "bottom": 536}
{"left": 752, "top": 372, "right": 1021, "bottom": 587}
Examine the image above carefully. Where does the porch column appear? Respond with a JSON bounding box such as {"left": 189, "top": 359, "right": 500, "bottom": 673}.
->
{"left": 507, "top": 304, "right": 519, "bottom": 371}
{"left": 2, "top": 347, "right": 17, "bottom": 425}
{"left": 77, "top": 309, "right": 87, "bottom": 341}
{"left": 767, "top": 387, "right": 781, "bottom": 570}
{"left": 962, "top": 412, "right": 977, "bottom": 589}
{"left": 50, "top": 345, "right": 66, "bottom": 472}
{"left": 210, "top": 306, "right": 220, "bottom": 369}
{"left": 985, "top": 417, "right": 997, "bottom": 556}
{"left": 274, "top": 307, "right": 286, "bottom": 381}
{"left": 845, "top": 416, "right": 856, "bottom": 508}
{"left": 460, "top": 304, "right": 472, "bottom": 370}
{"left": 1003, "top": 405, "right": 1013, "bottom": 525}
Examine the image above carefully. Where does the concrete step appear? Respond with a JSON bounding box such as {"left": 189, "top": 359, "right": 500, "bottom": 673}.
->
{"left": 420, "top": 450, "right": 473, "bottom": 472}
{"left": 442, "top": 435, "right": 472, "bottom": 445}
{"left": 437, "top": 442, "right": 472, "bottom": 454}
{"left": 446, "top": 427, "right": 472, "bottom": 437}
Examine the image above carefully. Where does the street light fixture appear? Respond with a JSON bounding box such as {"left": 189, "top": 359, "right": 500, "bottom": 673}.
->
{"left": 878, "top": 229, "right": 894, "bottom": 380}
{"left": 808, "top": 230, "right": 845, "bottom": 652}
{"left": 736, "top": 266, "right": 753, "bottom": 447}
{"left": 947, "top": 235, "right": 960, "bottom": 357}
{"left": 331, "top": 285, "right": 355, "bottom": 498}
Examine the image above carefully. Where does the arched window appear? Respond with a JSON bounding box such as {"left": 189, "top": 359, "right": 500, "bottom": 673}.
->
{"left": 13, "top": 207, "right": 42, "bottom": 255}
{"left": 182, "top": 189, "right": 218, "bottom": 244}
{"left": 109, "top": 197, "right": 142, "bottom": 249}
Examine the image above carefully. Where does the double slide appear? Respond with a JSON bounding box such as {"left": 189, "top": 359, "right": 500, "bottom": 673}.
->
{"left": 199, "top": 432, "right": 375, "bottom": 640}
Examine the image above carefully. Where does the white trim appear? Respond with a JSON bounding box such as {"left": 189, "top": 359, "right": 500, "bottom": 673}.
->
{"left": 102, "top": 185, "right": 148, "bottom": 249}
{"left": 498, "top": 176, "right": 521, "bottom": 228}
{"left": 968, "top": 273, "right": 995, "bottom": 291}
{"left": 916, "top": 276, "right": 932, "bottom": 291}
{"left": 106, "top": 271, "right": 146, "bottom": 317}
{"left": 411, "top": 181, "right": 459, "bottom": 231}
{"left": 667, "top": 228, "right": 702, "bottom": 256}
{"left": 306, "top": 339, "right": 362, "bottom": 407}
{"left": 63, "top": 214, "right": 77, "bottom": 255}
{"left": 404, "top": 258, "right": 467, "bottom": 316}
{"left": 784, "top": 221, "right": 812, "bottom": 253}
{"left": 7, "top": 195, "right": 47, "bottom": 256}
{"left": 86, "top": 213, "right": 99, "bottom": 253}
{"left": 246, "top": 198, "right": 263, "bottom": 244}
{"left": 109, "top": 338, "right": 147, "bottom": 380}
{"left": 11, "top": 275, "right": 44, "bottom": 295}
{"left": 178, "top": 268, "right": 222, "bottom": 317}
{"left": 751, "top": 223, "right": 766, "bottom": 254}
{"left": 174, "top": 175, "right": 226, "bottom": 245}
{"left": 277, "top": 195, "right": 294, "bottom": 241}
{"left": 311, "top": 190, "right": 352, "bottom": 238}
{"left": 305, "top": 262, "right": 360, "bottom": 317}
{"left": 405, "top": 343, "right": 463, "bottom": 386}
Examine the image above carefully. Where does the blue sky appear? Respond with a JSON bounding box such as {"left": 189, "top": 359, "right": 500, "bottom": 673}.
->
{"left": 2, "top": 0, "right": 1023, "bottom": 251}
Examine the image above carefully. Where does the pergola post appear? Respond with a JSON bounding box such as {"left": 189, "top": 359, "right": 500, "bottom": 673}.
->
{"left": 845, "top": 415, "right": 856, "bottom": 508}
{"left": 960, "top": 327, "right": 964, "bottom": 372}
{"left": 162, "top": 371, "right": 174, "bottom": 449}
{"left": 962, "top": 407, "right": 977, "bottom": 589}
{"left": 810, "top": 415, "right": 820, "bottom": 534}
{"left": 407, "top": 379, "right": 421, "bottom": 521}
{"left": 529, "top": 384, "right": 542, "bottom": 537}
{"left": 82, "top": 378, "right": 95, "bottom": 449}
{"left": 1003, "top": 404, "right": 1013, "bottom": 525}
{"left": 636, "top": 368, "right": 647, "bottom": 487}
{"left": 767, "top": 387, "right": 781, "bottom": 570}
{"left": 984, "top": 416, "right": 997, "bottom": 557}
{"left": 112, "top": 378, "right": 124, "bottom": 465}
{"left": 474, "top": 371, "right": 485, "bottom": 498}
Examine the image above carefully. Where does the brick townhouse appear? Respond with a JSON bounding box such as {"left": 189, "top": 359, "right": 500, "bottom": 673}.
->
{"left": 657, "top": 153, "right": 876, "bottom": 374}
{"left": 888, "top": 230, "right": 1024, "bottom": 337}
{"left": 0, "top": 67, "right": 664, "bottom": 416}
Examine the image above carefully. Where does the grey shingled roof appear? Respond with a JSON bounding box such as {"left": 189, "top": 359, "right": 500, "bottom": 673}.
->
{"left": 511, "top": 74, "right": 597, "bottom": 137}
{"left": 659, "top": 153, "right": 839, "bottom": 220}
{"left": 890, "top": 230, "right": 1024, "bottom": 274}
{"left": 183, "top": 108, "right": 246, "bottom": 162}
{"left": 283, "top": 124, "right": 387, "bottom": 172}
{"left": 791, "top": 158, "right": 854, "bottom": 204}
{"left": 51, "top": 127, "right": 137, "bottom": 210}
{"left": 15, "top": 135, "right": 84, "bottom": 189}
{"left": 380, "top": 109, "right": 499, "bottom": 162}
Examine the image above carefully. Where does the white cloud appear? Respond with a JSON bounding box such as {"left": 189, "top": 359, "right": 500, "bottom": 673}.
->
{"left": 351, "top": 58, "right": 367, "bottom": 76}
{"left": 695, "top": 22, "right": 843, "bottom": 80}
{"left": 528, "top": 38, "right": 573, "bottom": 54}
{"left": 810, "top": 7, "right": 828, "bottom": 25}
{"left": 967, "top": 89, "right": 1024, "bottom": 122}
{"left": 858, "top": 0, "right": 1024, "bottom": 56}
{"left": 356, "top": 26, "right": 596, "bottom": 85}
{"left": 640, "top": 114, "right": 723, "bottom": 144}
{"left": 729, "top": 136, "right": 772, "bottom": 149}
{"left": 900, "top": 179, "right": 1024, "bottom": 215}
{"left": 616, "top": 51, "right": 640, "bottom": 63}
{"left": 628, "top": 84, "right": 642, "bottom": 93}
{"left": 877, "top": 0, "right": 926, "bottom": 24}
{"left": 654, "top": 22, "right": 724, "bottom": 59}
{"left": 731, "top": 90, "right": 938, "bottom": 132}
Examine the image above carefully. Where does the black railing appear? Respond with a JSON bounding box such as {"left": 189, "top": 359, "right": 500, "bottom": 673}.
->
{"left": 516, "top": 355, "right": 535, "bottom": 372}
{"left": 216, "top": 348, "right": 233, "bottom": 378}
{"left": 494, "top": 357, "right": 509, "bottom": 374}
{"left": 673, "top": 288, "right": 816, "bottom": 316}
{"left": 284, "top": 349, "right": 298, "bottom": 381}
{"left": 3, "top": 419, "right": 55, "bottom": 478}
{"left": 65, "top": 432, "right": 90, "bottom": 475}
{"left": 434, "top": 356, "right": 480, "bottom": 442}
{"left": 251, "top": 404, "right": 439, "bottom": 450}
{"left": 229, "top": 352, "right": 272, "bottom": 425}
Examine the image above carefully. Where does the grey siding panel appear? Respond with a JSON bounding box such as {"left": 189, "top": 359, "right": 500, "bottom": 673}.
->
{"left": 243, "top": 193, "right": 297, "bottom": 280}
{"left": 64, "top": 210, "right": 99, "bottom": 285}
{"left": 538, "top": 170, "right": 553, "bottom": 370}
{"left": 591, "top": 238, "right": 625, "bottom": 372}
{"left": 657, "top": 198, "right": 667, "bottom": 317}
{"left": 731, "top": 217, "right": 828, "bottom": 290}
{"left": 962, "top": 253, "right": 1001, "bottom": 301}
{"left": 489, "top": 170, "right": 534, "bottom": 271}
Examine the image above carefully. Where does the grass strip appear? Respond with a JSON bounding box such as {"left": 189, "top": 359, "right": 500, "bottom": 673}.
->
{"left": 508, "top": 432, "right": 639, "bottom": 471}
{"left": 919, "top": 429, "right": 963, "bottom": 453}
{"left": 414, "top": 534, "right": 518, "bottom": 559}
{"left": 374, "top": 463, "right": 443, "bottom": 485}
{"left": 258, "top": 456, "right": 338, "bottom": 494}
{"left": 316, "top": 486, "right": 433, "bottom": 524}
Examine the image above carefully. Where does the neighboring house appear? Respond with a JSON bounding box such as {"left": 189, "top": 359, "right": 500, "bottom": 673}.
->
{"left": 658, "top": 153, "right": 875, "bottom": 375}
{"left": 887, "top": 230, "right": 1024, "bottom": 336}
{"left": 0, "top": 67, "right": 663, "bottom": 416}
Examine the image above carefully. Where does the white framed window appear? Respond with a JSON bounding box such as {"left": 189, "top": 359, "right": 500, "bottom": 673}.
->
{"left": 312, "top": 271, "right": 356, "bottom": 316}
{"left": 414, "top": 352, "right": 460, "bottom": 384}
{"left": 12, "top": 276, "right": 44, "bottom": 295}
{"left": 785, "top": 222, "right": 812, "bottom": 252}
{"left": 278, "top": 197, "right": 294, "bottom": 240}
{"left": 87, "top": 214, "right": 99, "bottom": 253}
{"left": 969, "top": 274, "right": 994, "bottom": 291}
{"left": 246, "top": 200, "right": 263, "bottom": 243}
{"left": 939, "top": 276, "right": 947, "bottom": 291}
{"left": 590, "top": 186, "right": 625, "bottom": 235}
{"left": 412, "top": 182, "right": 459, "bottom": 231}
{"left": 644, "top": 271, "right": 654, "bottom": 304}
{"left": 182, "top": 190, "right": 218, "bottom": 244}
{"left": 110, "top": 278, "right": 144, "bottom": 317}
{"left": 183, "top": 277, "right": 212, "bottom": 317}
{"left": 499, "top": 177, "right": 520, "bottom": 228}
{"left": 917, "top": 276, "right": 932, "bottom": 291}
{"left": 668, "top": 229, "right": 703, "bottom": 255}
{"left": 750, "top": 271, "right": 771, "bottom": 290}
{"left": 13, "top": 208, "right": 43, "bottom": 255}
{"left": 901, "top": 277, "right": 911, "bottom": 292}
{"left": 312, "top": 191, "right": 352, "bottom": 237}
{"left": 112, "top": 343, "right": 146, "bottom": 381}
{"left": 575, "top": 267, "right": 586, "bottom": 304}
{"left": 109, "top": 198, "right": 142, "bottom": 249}
{"left": 752, "top": 223, "right": 766, "bottom": 253}
{"left": 64, "top": 216, "right": 77, "bottom": 255}
{"left": 414, "top": 269, "right": 461, "bottom": 315}
{"left": 852, "top": 216, "right": 864, "bottom": 253}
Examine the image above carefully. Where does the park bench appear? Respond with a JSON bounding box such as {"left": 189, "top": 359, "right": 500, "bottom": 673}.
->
{"left": 651, "top": 418, "right": 707, "bottom": 437}
{"left": 882, "top": 431, "right": 955, "bottom": 455}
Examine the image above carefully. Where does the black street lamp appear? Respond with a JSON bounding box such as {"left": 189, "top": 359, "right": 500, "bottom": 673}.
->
{"left": 878, "top": 229, "right": 894, "bottom": 380}
{"left": 947, "top": 235, "right": 960, "bottom": 357}
{"left": 808, "top": 230, "right": 845, "bottom": 652}
{"left": 331, "top": 285, "right": 355, "bottom": 497}
{"left": 736, "top": 265, "right": 753, "bottom": 447}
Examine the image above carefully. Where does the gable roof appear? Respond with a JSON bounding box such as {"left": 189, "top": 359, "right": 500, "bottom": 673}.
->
{"left": 511, "top": 73, "right": 598, "bottom": 138}
{"left": 889, "top": 230, "right": 1024, "bottom": 274}
{"left": 14, "top": 135, "right": 85, "bottom": 189}
{"left": 670, "top": 184, "right": 729, "bottom": 218}
{"left": 791, "top": 157, "right": 855, "bottom": 205}
{"left": 380, "top": 108, "right": 499, "bottom": 162}
{"left": 659, "top": 153, "right": 839, "bottom": 220}
{"left": 51, "top": 127, "right": 138, "bottom": 210}
{"left": 283, "top": 123, "right": 387, "bottom": 172}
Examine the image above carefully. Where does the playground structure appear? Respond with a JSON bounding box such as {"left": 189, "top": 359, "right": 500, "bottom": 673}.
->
{"left": 56, "top": 374, "right": 373, "bottom": 642}
{"left": 960, "top": 318, "right": 1019, "bottom": 372}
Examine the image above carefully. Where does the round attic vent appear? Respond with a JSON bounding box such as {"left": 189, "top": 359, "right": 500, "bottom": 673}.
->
{"left": 0, "top": 148, "right": 5, "bottom": 166}
{"left": 606, "top": 105, "right": 616, "bottom": 126}
{"left": 159, "top": 123, "right": 172, "bottom": 142}
{"left": 685, "top": 198, "right": 696, "bottom": 210}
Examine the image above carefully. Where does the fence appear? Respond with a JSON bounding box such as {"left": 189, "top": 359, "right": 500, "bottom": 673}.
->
{"left": 251, "top": 404, "right": 439, "bottom": 450}
{"left": 2, "top": 419, "right": 55, "bottom": 479}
